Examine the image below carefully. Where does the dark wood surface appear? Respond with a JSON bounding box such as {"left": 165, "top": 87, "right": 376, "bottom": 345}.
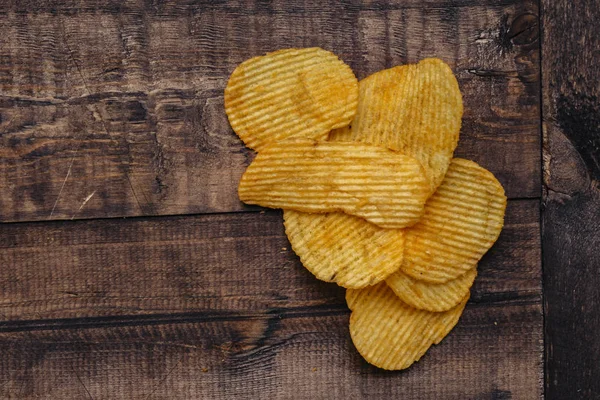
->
{"left": 0, "top": 0, "right": 540, "bottom": 222}
{"left": 542, "top": 0, "right": 600, "bottom": 398}
{"left": 0, "top": 202, "right": 542, "bottom": 399}
{"left": 0, "top": 0, "right": 549, "bottom": 398}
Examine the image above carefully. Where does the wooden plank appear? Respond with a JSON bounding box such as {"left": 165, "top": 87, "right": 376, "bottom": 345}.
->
{"left": 541, "top": 1, "right": 600, "bottom": 398}
{"left": 0, "top": 301, "right": 542, "bottom": 400}
{"left": 0, "top": 200, "right": 540, "bottom": 321}
{"left": 0, "top": 0, "right": 540, "bottom": 222}
{"left": 0, "top": 199, "right": 542, "bottom": 397}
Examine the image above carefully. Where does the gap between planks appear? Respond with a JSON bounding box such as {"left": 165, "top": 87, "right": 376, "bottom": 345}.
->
{"left": 0, "top": 294, "right": 541, "bottom": 334}
{"left": 0, "top": 197, "right": 540, "bottom": 226}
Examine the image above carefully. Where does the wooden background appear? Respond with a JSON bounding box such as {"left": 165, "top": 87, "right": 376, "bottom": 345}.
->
{"left": 542, "top": 0, "right": 600, "bottom": 398}
{"left": 0, "top": 0, "right": 595, "bottom": 398}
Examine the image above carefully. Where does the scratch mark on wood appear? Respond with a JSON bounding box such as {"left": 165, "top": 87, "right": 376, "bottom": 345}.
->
{"left": 48, "top": 155, "right": 75, "bottom": 219}
{"left": 139, "top": 341, "right": 202, "bottom": 351}
{"left": 60, "top": 19, "right": 93, "bottom": 107}
{"left": 74, "top": 368, "right": 94, "bottom": 400}
{"left": 70, "top": 190, "right": 96, "bottom": 220}
{"left": 144, "top": 356, "right": 183, "bottom": 400}
{"left": 125, "top": 173, "right": 147, "bottom": 214}
{"left": 59, "top": 17, "right": 149, "bottom": 216}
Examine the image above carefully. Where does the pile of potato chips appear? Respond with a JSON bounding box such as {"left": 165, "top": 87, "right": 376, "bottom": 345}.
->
{"left": 225, "top": 48, "right": 507, "bottom": 371}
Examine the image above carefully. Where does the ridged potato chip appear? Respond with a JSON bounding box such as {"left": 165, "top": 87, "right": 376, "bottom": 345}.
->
{"left": 284, "top": 58, "right": 463, "bottom": 287}
{"left": 399, "top": 158, "right": 506, "bottom": 283}
{"left": 386, "top": 267, "right": 477, "bottom": 312}
{"left": 347, "top": 282, "right": 468, "bottom": 370}
{"left": 284, "top": 210, "right": 405, "bottom": 288}
{"left": 225, "top": 47, "right": 358, "bottom": 151}
{"left": 330, "top": 58, "right": 462, "bottom": 194}
{"left": 239, "top": 139, "right": 430, "bottom": 229}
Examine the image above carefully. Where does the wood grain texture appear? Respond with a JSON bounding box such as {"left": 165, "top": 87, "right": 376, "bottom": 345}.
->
{"left": 0, "top": 302, "right": 541, "bottom": 400}
{"left": 0, "top": 0, "right": 540, "bottom": 222}
{"left": 0, "top": 0, "right": 544, "bottom": 398}
{"left": 0, "top": 200, "right": 539, "bottom": 321}
{"left": 0, "top": 200, "right": 542, "bottom": 398}
{"left": 542, "top": 0, "right": 600, "bottom": 398}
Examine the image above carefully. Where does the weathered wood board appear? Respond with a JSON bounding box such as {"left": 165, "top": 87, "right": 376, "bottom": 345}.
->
{"left": 0, "top": 201, "right": 542, "bottom": 399}
{"left": 542, "top": 0, "right": 600, "bottom": 398}
{"left": 0, "top": 0, "right": 544, "bottom": 398}
{"left": 0, "top": 0, "right": 539, "bottom": 222}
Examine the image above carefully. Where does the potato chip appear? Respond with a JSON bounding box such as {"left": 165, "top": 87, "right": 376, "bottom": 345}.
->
{"left": 399, "top": 158, "right": 506, "bottom": 283}
{"left": 284, "top": 210, "right": 405, "bottom": 288}
{"left": 347, "top": 282, "right": 468, "bottom": 370}
{"left": 225, "top": 47, "right": 358, "bottom": 151}
{"left": 386, "top": 267, "right": 477, "bottom": 312}
{"left": 330, "top": 58, "right": 463, "bottom": 194}
{"left": 239, "top": 139, "right": 430, "bottom": 229}
{"left": 283, "top": 59, "right": 463, "bottom": 286}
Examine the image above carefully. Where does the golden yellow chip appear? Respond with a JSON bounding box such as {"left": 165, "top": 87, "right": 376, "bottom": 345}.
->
{"left": 284, "top": 210, "right": 405, "bottom": 288}
{"left": 400, "top": 158, "right": 506, "bottom": 283}
{"left": 283, "top": 59, "right": 463, "bottom": 288}
{"left": 330, "top": 58, "right": 463, "bottom": 194}
{"left": 386, "top": 267, "right": 477, "bottom": 312}
{"left": 239, "top": 139, "right": 430, "bottom": 229}
{"left": 224, "top": 47, "right": 358, "bottom": 151}
{"left": 347, "top": 282, "right": 468, "bottom": 370}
